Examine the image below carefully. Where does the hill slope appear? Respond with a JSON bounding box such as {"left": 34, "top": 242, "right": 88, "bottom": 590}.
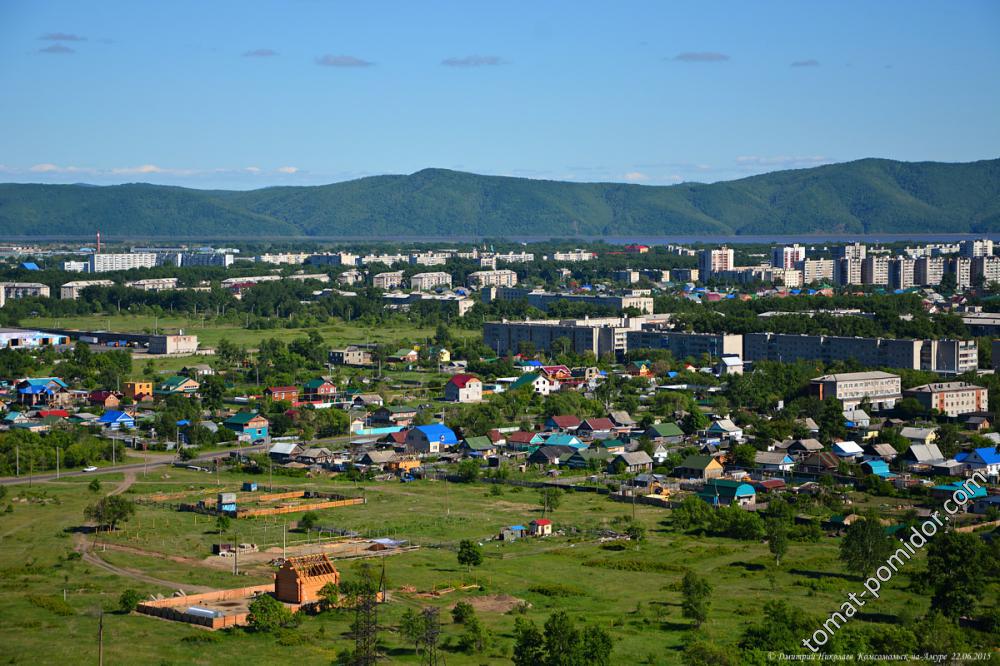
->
{"left": 1, "top": 158, "right": 998, "bottom": 238}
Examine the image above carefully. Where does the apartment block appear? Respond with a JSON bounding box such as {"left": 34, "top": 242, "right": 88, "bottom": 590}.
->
{"left": 834, "top": 258, "right": 863, "bottom": 286}
{"left": 60, "top": 280, "right": 115, "bottom": 300}
{"left": 483, "top": 316, "right": 666, "bottom": 358}
{"left": 972, "top": 256, "right": 1000, "bottom": 285}
{"left": 88, "top": 253, "right": 157, "bottom": 272}
{"left": 947, "top": 257, "right": 972, "bottom": 289}
{"left": 914, "top": 256, "right": 944, "bottom": 286}
{"left": 372, "top": 271, "right": 405, "bottom": 289}
{"left": 626, "top": 330, "right": 743, "bottom": 360}
{"left": 835, "top": 243, "right": 867, "bottom": 261}
{"left": 861, "top": 255, "right": 889, "bottom": 285}
{"left": 903, "top": 382, "right": 988, "bottom": 417}
{"left": 409, "top": 272, "right": 452, "bottom": 291}
{"left": 811, "top": 371, "right": 902, "bottom": 410}
{"left": 552, "top": 250, "right": 595, "bottom": 262}
{"left": 482, "top": 287, "right": 654, "bottom": 314}
{"left": 961, "top": 239, "right": 994, "bottom": 258}
{"left": 0, "top": 282, "right": 50, "bottom": 301}
{"left": 698, "top": 246, "right": 734, "bottom": 279}
{"left": 889, "top": 258, "right": 915, "bottom": 290}
{"left": 798, "top": 259, "right": 835, "bottom": 284}
{"left": 468, "top": 270, "right": 518, "bottom": 288}
{"left": 772, "top": 245, "right": 806, "bottom": 270}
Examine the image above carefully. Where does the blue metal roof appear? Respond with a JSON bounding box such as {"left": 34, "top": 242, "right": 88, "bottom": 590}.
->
{"left": 414, "top": 423, "right": 458, "bottom": 445}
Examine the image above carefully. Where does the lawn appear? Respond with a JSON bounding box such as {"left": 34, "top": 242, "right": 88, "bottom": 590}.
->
{"left": 0, "top": 467, "right": 944, "bottom": 665}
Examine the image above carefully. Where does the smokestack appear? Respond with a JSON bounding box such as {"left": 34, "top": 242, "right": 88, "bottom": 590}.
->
{"left": 97, "top": 231, "right": 101, "bottom": 253}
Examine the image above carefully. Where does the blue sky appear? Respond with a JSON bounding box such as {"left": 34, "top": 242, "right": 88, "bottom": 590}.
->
{"left": 1, "top": 0, "right": 998, "bottom": 189}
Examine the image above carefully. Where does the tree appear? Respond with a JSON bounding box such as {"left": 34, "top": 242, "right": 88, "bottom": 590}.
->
{"left": 399, "top": 608, "right": 425, "bottom": 653}
{"left": 840, "top": 513, "right": 893, "bottom": 578}
{"left": 456, "top": 459, "right": 480, "bottom": 483}
{"left": 84, "top": 495, "right": 136, "bottom": 531}
{"left": 926, "top": 530, "right": 985, "bottom": 619}
{"left": 538, "top": 487, "right": 562, "bottom": 515}
{"left": 512, "top": 616, "right": 546, "bottom": 666}
{"left": 766, "top": 519, "right": 789, "bottom": 567}
{"left": 681, "top": 570, "right": 712, "bottom": 627}
{"left": 318, "top": 581, "right": 339, "bottom": 612}
{"left": 458, "top": 614, "right": 491, "bottom": 654}
{"left": 456, "top": 540, "right": 483, "bottom": 571}
{"left": 672, "top": 496, "right": 713, "bottom": 532}
{"left": 732, "top": 443, "right": 757, "bottom": 469}
{"left": 215, "top": 514, "right": 231, "bottom": 533}
{"left": 88, "top": 478, "right": 101, "bottom": 493}
{"left": 118, "top": 589, "right": 143, "bottom": 613}
{"left": 298, "top": 511, "right": 319, "bottom": 532}
{"left": 682, "top": 640, "right": 734, "bottom": 666}
{"left": 247, "top": 593, "right": 294, "bottom": 632}
{"left": 625, "top": 524, "right": 646, "bottom": 542}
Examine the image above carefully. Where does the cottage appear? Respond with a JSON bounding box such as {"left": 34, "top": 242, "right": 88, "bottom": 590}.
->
{"left": 223, "top": 412, "right": 270, "bottom": 442}
{"left": 297, "top": 447, "right": 335, "bottom": 465}
{"left": 545, "top": 415, "right": 581, "bottom": 431}
{"left": 565, "top": 449, "right": 613, "bottom": 470}
{"left": 592, "top": 438, "right": 627, "bottom": 455}
{"left": 352, "top": 393, "right": 385, "bottom": 408}
{"left": 268, "top": 441, "right": 302, "bottom": 462}
{"left": 97, "top": 410, "right": 135, "bottom": 430}
{"left": 182, "top": 363, "right": 215, "bottom": 377}
{"left": 154, "top": 376, "right": 200, "bottom": 397}
{"left": 404, "top": 423, "right": 458, "bottom": 454}
{"left": 509, "top": 372, "right": 558, "bottom": 396}
{"left": 706, "top": 418, "right": 742, "bottom": 441}
{"left": 543, "top": 433, "right": 585, "bottom": 449}
{"left": 904, "top": 443, "right": 946, "bottom": 470}
{"left": 266, "top": 386, "right": 299, "bottom": 403}
{"left": 88, "top": 390, "right": 121, "bottom": 408}
{"left": 529, "top": 518, "right": 553, "bottom": 536}
{"left": 644, "top": 422, "right": 684, "bottom": 444}
{"left": 800, "top": 451, "right": 840, "bottom": 474}
{"left": 843, "top": 409, "right": 871, "bottom": 428}
{"left": 786, "top": 438, "right": 823, "bottom": 458}
{"left": 390, "top": 348, "right": 419, "bottom": 363}
{"left": 124, "top": 381, "right": 153, "bottom": 402}
{"left": 674, "top": 454, "right": 724, "bottom": 480}
{"left": 16, "top": 378, "right": 69, "bottom": 407}
{"left": 460, "top": 436, "right": 497, "bottom": 457}
{"left": 302, "top": 378, "right": 337, "bottom": 402}
{"left": 832, "top": 441, "right": 864, "bottom": 459}
{"left": 608, "top": 411, "right": 637, "bottom": 430}
{"left": 577, "top": 417, "right": 616, "bottom": 439}
{"left": 372, "top": 406, "right": 418, "bottom": 426}
{"left": 609, "top": 451, "right": 653, "bottom": 474}
{"left": 357, "top": 450, "right": 396, "bottom": 469}
{"left": 626, "top": 360, "right": 653, "bottom": 377}
{"left": 861, "top": 459, "right": 896, "bottom": 479}
{"left": 527, "top": 445, "right": 575, "bottom": 466}
{"left": 899, "top": 427, "right": 937, "bottom": 447}
{"left": 755, "top": 451, "right": 794, "bottom": 472}
{"left": 863, "top": 443, "right": 898, "bottom": 462}
{"left": 444, "top": 374, "right": 483, "bottom": 403}
{"left": 961, "top": 447, "right": 1000, "bottom": 478}
{"left": 698, "top": 479, "right": 756, "bottom": 508}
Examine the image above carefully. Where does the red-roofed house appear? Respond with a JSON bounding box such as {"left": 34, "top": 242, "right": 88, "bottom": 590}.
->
{"left": 38, "top": 409, "right": 70, "bottom": 419}
{"left": 545, "top": 415, "right": 581, "bottom": 431}
{"left": 541, "top": 365, "right": 572, "bottom": 381}
{"left": 577, "top": 418, "right": 616, "bottom": 437}
{"left": 88, "top": 390, "right": 121, "bottom": 409}
{"left": 266, "top": 386, "right": 299, "bottom": 402}
{"left": 444, "top": 374, "right": 482, "bottom": 403}
{"left": 530, "top": 518, "right": 553, "bottom": 536}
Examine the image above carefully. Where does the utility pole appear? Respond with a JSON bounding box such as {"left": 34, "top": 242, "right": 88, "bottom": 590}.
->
{"left": 56, "top": 447, "right": 60, "bottom": 480}
{"left": 15, "top": 445, "right": 19, "bottom": 477}
{"left": 282, "top": 522, "right": 286, "bottom": 559}
{"left": 98, "top": 610, "right": 104, "bottom": 666}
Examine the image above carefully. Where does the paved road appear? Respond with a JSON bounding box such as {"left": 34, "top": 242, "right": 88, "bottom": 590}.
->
{"left": 0, "top": 445, "right": 266, "bottom": 486}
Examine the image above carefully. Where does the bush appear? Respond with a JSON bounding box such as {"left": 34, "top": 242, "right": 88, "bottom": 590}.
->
{"left": 118, "top": 589, "right": 143, "bottom": 613}
{"left": 248, "top": 594, "right": 294, "bottom": 632}
{"left": 26, "top": 594, "right": 75, "bottom": 616}
{"left": 528, "top": 583, "right": 585, "bottom": 597}
{"left": 452, "top": 600, "right": 475, "bottom": 624}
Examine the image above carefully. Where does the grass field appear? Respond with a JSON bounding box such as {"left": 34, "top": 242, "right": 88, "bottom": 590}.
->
{"left": 0, "top": 466, "right": 944, "bottom": 665}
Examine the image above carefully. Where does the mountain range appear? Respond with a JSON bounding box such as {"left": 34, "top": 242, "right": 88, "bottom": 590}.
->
{"left": 1, "top": 158, "right": 998, "bottom": 239}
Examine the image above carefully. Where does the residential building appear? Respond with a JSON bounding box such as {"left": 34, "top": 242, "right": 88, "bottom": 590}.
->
{"left": 613, "top": 269, "right": 640, "bottom": 284}
{"left": 482, "top": 286, "right": 654, "bottom": 314}
{"left": 124, "top": 381, "right": 153, "bottom": 401}
{"left": 1, "top": 282, "right": 50, "bottom": 303}
{"left": 755, "top": 451, "right": 794, "bottom": 472}
{"left": 698, "top": 479, "right": 756, "bottom": 508}
{"left": 444, "top": 374, "right": 483, "bottom": 403}
{"left": 302, "top": 378, "right": 337, "bottom": 402}
{"left": 834, "top": 258, "right": 863, "bottom": 286}
{"left": 405, "top": 423, "right": 458, "bottom": 454}
{"left": 274, "top": 554, "right": 340, "bottom": 604}
{"left": 60, "top": 280, "right": 115, "bottom": 300}
{"left": 961, "top": 238, "right": 994, "bottom": 258}
{"left": 329, "top": 346, "right": 374, "bottom": 366}
{"left": 372, "top": 271, "right": 405, "bottom": 289}
{"left": 265, "top": 386, "right": 299, "bottom": 402}
{"left": 125, "top": 277, "right": 179, "bottom": 292}
{"left": 947, "top": 256, "right": 972, "bottom": 289}
{"left": 154, "top": 375, "right": 200, "bottom": 397}
{"left": 835, "top": 243, "right": 867, "bottom": 261}
{"left": 484, "top": 316, "right": 653, "bottom": 358}
{"left": 409, "top": 272, "right": 452, "bottom": 291}
{"left": 888, "top": 258, "right": 915, "bottom": 290}
{"left": 861, "top": 255, "right": 889, "bottom": 286}
{"left": 223, "top": 412, "right": 270, "bottom": 441}
{"left": 698, "top": 246, "right": 734, "bottom": 279}
{"left": 772, "top": 245, "right": 805, "bottom": 270}
{"left": 914, "top": 256, "right": 945, "bottom": 286}
{"left": 626, "top": 330, "right": 742, "bottom": 361}
{"left": 609, "top": 451, "right": 653, "bottom": 474}
{"left": 509, "top": 372, "right": 558, "bottom": 396}
{"left": 88, "top": 253, "right": 157, "bottom": 272}
{"left": 810, "top": 371, "right": 902, "bottom": 410}
{"left": 674, "top": 455, "right": 724, "bottom": 480}
{"left": 798, "top": 259, "right": 835, "bottom": 284}
{"left": 972, "top": 256, "right": 1000, "bottom": 285}
{"left": 552, "top": 249, "right": 595, "bottom": 262}
{"left": 467, "top": 269, "right": 518, "bottom": 288}
{"left": 903, "top": 382, "right": 988, "bottom": 417}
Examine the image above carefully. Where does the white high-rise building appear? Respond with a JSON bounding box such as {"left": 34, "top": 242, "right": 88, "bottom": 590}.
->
{"left": 961, "top": 239, "right": 994, "bottom": 258}
{"left": 698, "top": 246, "right": 734, "bottom": 279}
{"left": 88, "top": 253, "right": 157, "bottom": 273}
{"left": 772, "top": 244, "right": 806, "bottom": 270}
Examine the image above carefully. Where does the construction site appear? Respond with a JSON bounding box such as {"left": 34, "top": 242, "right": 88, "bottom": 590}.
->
{"left": 140, "top": 484, "right": 366, "bottom": 519}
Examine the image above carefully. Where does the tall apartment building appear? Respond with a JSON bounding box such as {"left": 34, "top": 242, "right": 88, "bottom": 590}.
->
{"left": 744, "top": 333, "right": 977, "bottom": 374}
{"left": 772, "top": 245, "right": 806, "bottom": 270}
{"left": 409, "top": 272, "right": 452, "bottom": 291}
{"left": 483, "top": 316, "right": 656, "bottom": 358}
{"left": 861, "top": 255, "right": 890, "bottom": 285}
{"left": 834, "top": 258, "right": 863, "bottom": 286}
{"left": 626, "top": 330, "right": 743, "bottom": 360}
{"left": 468, "top": 270, "right": 518, "bottom": 288}
{"left": 972, "top": 256, "right": 1000, "bottom": 285}
{"left": 698, "top": 246, "right": 734, "bottom": 279}
{"left": 947, "top": 257, "right": 972, "bottom": 289}
{"left": 372, "top": 271, "right": 405, "bottom": 290}
{"left": 889, "top": 257, "right": 915, "bottom": 290}
{"left": 60, "top": 280, "right": 115, "bottom": 299}
{"left": 903, "top": 382, "right": 988, "bottom": 417}
{"left": 961, "top": 239, "right": 994, "bottom": 258}
{"left": 811, "top": 371, "right": 902, "bottom": 410}
{"left": 88, "top": 253, "right": 157, "bottom": 273}
{"left": 798, "top": 259, "right": 835, "bottom": 284}
{"left": 613, "top": 269, "right": 640, "bottom": 284}
{"left": 835, "top": 243, "right": 867, "bottom": 261}
{"left": 179, "top": 252, "right": 234, "bottom": 268}
{"left": 482, "top": 287, "right": 654, "bottom": 314}
{"left": 914, "top": 256, "right": 945, "bottom": 286}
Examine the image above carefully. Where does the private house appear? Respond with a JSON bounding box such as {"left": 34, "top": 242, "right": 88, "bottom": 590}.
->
{"left": 800, "top": 451, "right": 840, "bottom": 474}
{"left": 644, "top": 422, "right": 685, "bottom": 444}
{"left": 265, "top": 386, "right": 299, "bottom": 403}
{"left": 755, "top": 451, "right": 794, "bottom": 472}
{"left": 540, "top": 365, "right": 573, "bottom": 381}
{"left": 154, "top": 376, "right": 200, "bottom": 398}
{"left": 863, "top": 443, "right": 898, "bottom": 462}
{"left": 97, "top": 410, "right": 135, "bottom": 430}
{"left": 609, "top": 451, "right": 654, "bottom": 474}
{"left": 797, "top": 417, "right": 820, "bottom": 434}
{"left": 372, "top": 406, "right": 418, "bottom": 427}
{"left": 507, "top": 431, "right": 544, "bottom": 450}
{"left": 543, "top": 433, "right": 585, "bottom": 449}
{"left": 390, "top": 348, "right": 419, "bottom": 363}
{"left": 357, "top": 450, "right": 397, "bottom": 469}
{"left": 527, "top": 445, "right": 575, "bottom": 466}
{"left": 961, "top": 447, "right": 1000, "bottom": 478}
{"left": 460, "top": 436, "right": 497, "bottom": 457}
{"left": 545, "top": 415, "right": 581, "bottom": 432}
{"left": 861, "top": 459, "right": 896, "bottom": 479}
{"left": 899, "top": 427, "right": 937, "bottom": 447}
{"left": 509, "top": 372, "right": 557, "bottom": 396}
{"left": 715, "top": 355, "right": 744, "bottom": 376}
{"left": 268, "top": 442, "right": 302, "bottom": 462}
{"left": 88, "top": 390, "right": 121, "bottom": 408}
{"left": 930, "top": 481, "right": 987, "bottom": 504}
{"left": 405, "top": 423, "right": 458, "bottom": 454}
{"left": 674, "top": 454, "right": 724, "bottom": 480}
{"left": 786, "top": 438, "right": 823, "bottom": 458}
{"left": 964, "top": 415, "right": 992, "bottom": 432}
{"left": 444, "top": 374, "right": 482, "bottom": 403}
{"left": 971, "top": 495, "right": 1000, "bottom": 515}
{"left": 592, "top": 438, "right": 627, "bottom": 455}
{"left": 302, "top": 378, "right": 337, "bottom": 402}
{"left": 565, "top": 449, "right": 613, "bottom": 469}
{"left": 329, "top": 346, "right": 374, "bottom": 367}
{"left": 832, "top": 441, "right": 864, "bottom": 460}
{"left": 124, "top": 381, "right": 153, "bottom": 402}
{"left": 297, "top": 447, "right": 335, "bottom": 466}
{"left": 577, "top": 417, "right": 616, "bottom": 439}
{"left": 698, "top": 479, "right": 756, "bottom": 508}
{"left": 16, "top": 378, "right": 69, "bottom": 407}
{"left": 842, "top": 409, "right": 871, "bottom": 428}
{"left": 626, "top": 360, "right": 653, "bottom": 377}
{"left": 274, "top": 554, "right": 340, "bottom": 604}
{"left": 904, "top": 443, "right": 946, "bottom": 470}
{"left": 608, "top": 411, "right": 637, "bottom": 431}
{"left": 529, "top": 518, "right": 553, "bottom": 536}
{"left": 706, "top": 418, "right": 743, "bottom": 442}
{"left": 352, "top": 393, "right": 384, "bottom": 408}
{"left": 500, "top": 525, "right": 526, "bottom": 541}
{"left": 223, "top": 412, "right": 270, "bottom": 442}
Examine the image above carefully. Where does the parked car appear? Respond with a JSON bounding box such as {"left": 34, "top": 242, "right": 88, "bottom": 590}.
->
{"left": 82, "top": 466, "right": 98, "bottom": 473}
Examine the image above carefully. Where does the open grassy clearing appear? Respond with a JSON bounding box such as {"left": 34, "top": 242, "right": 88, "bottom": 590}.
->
{"left": 0, "top": 467, "right": 945, "bottom": 665}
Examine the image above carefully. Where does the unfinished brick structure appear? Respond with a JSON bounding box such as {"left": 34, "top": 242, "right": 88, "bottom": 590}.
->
{"left": 274, "top": 554, "right": 340, "bottom": 604}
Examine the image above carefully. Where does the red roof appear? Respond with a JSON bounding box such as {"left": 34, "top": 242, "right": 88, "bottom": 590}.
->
{"left": 487, "top": 429, "right": 505, "bottom": 443}
{"left": 532, "top": 518, "right": 552, "bottom": 526}
{"left": 448, "top": 374, "right": 480, "bottom": 388}
{"left": 267, "top": 386, "right": 298, "bottom": 394}
{"left": 38, "top": 409, "right": 70, "bottom": 418}
{"left": 549, "top": 415, "right": 581, "bottom": 428}
{"left": 507, "top": 431, "right": 536, "bottom": 444}
{"left": 385, "top": 430, "right": 408, "bottom": 444}
{"left": 580, "top": 418, "right": 615, "bottom": 431}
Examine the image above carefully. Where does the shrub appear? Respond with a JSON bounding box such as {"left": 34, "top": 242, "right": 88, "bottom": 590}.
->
{"left": 119, "top": 589, "right": 143, "bottom": 613}
{"left": 27, "top": 594, "right": 75, "bottom": 616}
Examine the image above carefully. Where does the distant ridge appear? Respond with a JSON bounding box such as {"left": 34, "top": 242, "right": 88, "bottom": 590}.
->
{"left": 1, "top": 158, "right": 998, "bottom": 238}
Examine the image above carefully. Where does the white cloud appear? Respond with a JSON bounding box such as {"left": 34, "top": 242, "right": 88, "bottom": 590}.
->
{"left": 275, "top": 166, "right": 298, "bottom": 174}
{"left": 735, "top": 155, "right": 831, "bottom": 167}
{"left": 623, "top": 171, "right": 649, "bottom": 182}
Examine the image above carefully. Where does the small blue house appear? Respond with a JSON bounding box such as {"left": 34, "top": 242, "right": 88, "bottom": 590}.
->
{"left": 404, "top": 423, "right": 458, "bottom": 454}
{"left": 698, "top": 479, "right": 757, "bottom": 508}
{"left": 98, "top": 410, "right": 135, "bottom": 430}
{"left": 861, "top": 459, "right": 896, "bottom": 479}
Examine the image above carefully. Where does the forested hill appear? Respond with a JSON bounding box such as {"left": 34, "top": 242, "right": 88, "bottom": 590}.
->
{"left": 1, "top": 158, "right": 999, "bottom": 238}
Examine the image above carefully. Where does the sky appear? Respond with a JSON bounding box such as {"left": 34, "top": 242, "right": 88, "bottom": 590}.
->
{"left": 0, "top": 0, "right": 998, "bottom": 190}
